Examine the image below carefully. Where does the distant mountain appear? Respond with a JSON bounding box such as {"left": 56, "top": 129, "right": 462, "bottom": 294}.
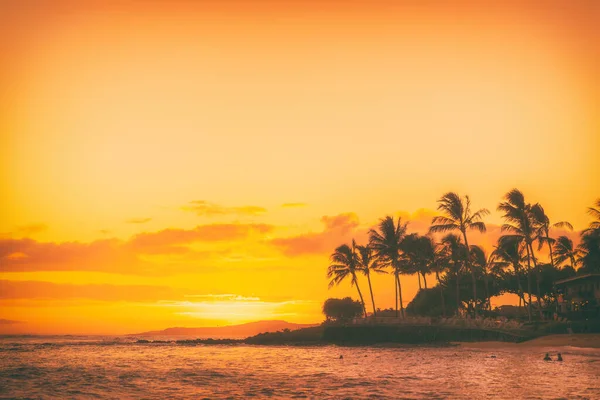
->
{"left": 130, "top": 320, "right": 318, "bottom": 339}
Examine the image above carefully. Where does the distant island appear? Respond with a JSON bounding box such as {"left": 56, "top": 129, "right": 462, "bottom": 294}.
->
{"left": 130, "top": 320, "right": 317, "bottom": 339}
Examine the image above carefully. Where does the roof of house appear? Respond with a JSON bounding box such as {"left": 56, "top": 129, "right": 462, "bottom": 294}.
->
{"left": 555, "top": 273, "right": 600, "bottom": 285}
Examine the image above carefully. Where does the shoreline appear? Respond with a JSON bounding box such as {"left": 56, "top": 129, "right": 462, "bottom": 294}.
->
{"left": 456, "top": 334, "right": 600, "bottom": 349}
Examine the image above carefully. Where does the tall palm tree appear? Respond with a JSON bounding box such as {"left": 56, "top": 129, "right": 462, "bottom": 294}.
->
{"left": 429, "top": 192, "right": 489, "bottom": 317}
{"left": 356, "top": 243, "right": 386, "bottom": 316}
{"left": 431, "top": 243, "right": 449, "bottom": 316}
{"left": 498, "top": 189, "right": 543, "bottom": 318}
{"left": 369, "top": 216, "right": 409, "bottom": 318}
{"left": 552, "top": 236, "right": 583, "bottom": 269}
{"left": 401, "top": 233, "right": 435, "bottom": 289}
{"left": 582, "top": 198, "right": 600, "bottom": 235}
{"left": 578, "top": 200, "right": 600, "bottom": 273}
{"left": 440, "top": 233, "right": 466, "bottom": 316}
{"left": 327, "top": 241, "right": 367, "bottom": 317}
{"left": 530, "top": 203, "right": 573, "bottom": 268}
{"left": 469, "top": 245, "right": 489, "bottom": 311}
{"left": 491, "top": 235, "right": 530, "bottom": 320}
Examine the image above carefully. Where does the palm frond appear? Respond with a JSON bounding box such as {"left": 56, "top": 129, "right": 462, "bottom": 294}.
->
{"left": 469, "top": 221, "right": 486, "bottom": 233}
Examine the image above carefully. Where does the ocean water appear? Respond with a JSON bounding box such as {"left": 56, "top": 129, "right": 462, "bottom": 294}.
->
{"left": 1, "top": 336, "right": 599, "bottom": 399}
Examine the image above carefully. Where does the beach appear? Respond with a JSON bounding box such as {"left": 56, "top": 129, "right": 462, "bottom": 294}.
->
{"left": 457, "top": 333, "right": 600, "bottom": 349}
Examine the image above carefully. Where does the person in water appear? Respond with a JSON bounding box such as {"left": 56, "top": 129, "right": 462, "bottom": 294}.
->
{"left": 557, "top": 353, "right": 563, "bottom": 361}
{"left": 543, "top": 353, "right": 552, "bottom": 361}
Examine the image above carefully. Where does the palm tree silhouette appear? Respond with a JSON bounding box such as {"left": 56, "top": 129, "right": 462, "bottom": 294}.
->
{"left": 530, "top": 203, "right": 573, "bottom": 269}
{"left": 369, "top": 216, "right": 409, "bottom": 318}
{"left": 431, "top": 243, "right": 449, "bottom": 316}
{"left": 356, "top": 243, "right": 386, "bottom": 317}
{"left": 402, "top": 233, "right": 436, "bottom": 289}
{"left": 469, "top": 245, "right": 489, "bottom": 311}
{"left": 327, "top": 241, "right": 367, "bottom": 317}
{"left": 552, "top": 236, "right": 583, "bottom": 269}
{"left": 429, "top": 192, "right": 489, "bottom": 317}
{"left": 578, "top": 200, "right": 600, "bottom": 273}
{"left": 498, "top": 189, "right": 543, "bottom": 318}
{"left": 491, "top": 235, "right": 531, "bottom": 320}
{"left": 582, "top": 198, "right": 600, "bottom": 235}
{"left": 440, "top": 233, "right": 466, "bottom": 316}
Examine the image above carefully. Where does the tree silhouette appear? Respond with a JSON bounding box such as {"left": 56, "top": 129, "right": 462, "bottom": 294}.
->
{"left": 356, "top": 243, "right": 386, "bottom": 316}
{"left": 429, "top": 192, "right": 489, "bottom": 317}
{"left": 552, "top": 235, "right": 583, "bottom": 269}
{"left": 369, "top": 216, "right": 409, "bottom": 318}
{"left": 530, "top": 203, "right": 573, "bottom": 270}
{"left": 492, "top": 235, "right": 530, "bottom": 320}
{"left": 327, "top": 241, "right": 367, "bottom": 317}
{"left": 498, "top": 189, "right": 544, "bottom": 319}
{"left": 440, "top": 233, "right": 466, "bottom": 315}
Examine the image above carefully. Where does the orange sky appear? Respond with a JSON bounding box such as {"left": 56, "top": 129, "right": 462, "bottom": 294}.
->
{"left": 1, "top": 0, "right": 598, "bottom": 334}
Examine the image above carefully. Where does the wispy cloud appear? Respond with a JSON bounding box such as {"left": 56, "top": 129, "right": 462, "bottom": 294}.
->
{"left": 281, "top": 203, "right": 307, "bottom": 208}
{"left": 0, "top": 318, "right": 24, "bottom": 325}
{"left": 270, "top": 212, "right": 362, "bottom": 256}
{"left": 0, "top": 223, "right": 274, "bottom": 274}
{"left": 126, "top": 218, "right": 152, "bottom": 224}
{"left": 0, "top": 280, "right": 181, "bottom": 302}
{"left": 14, "top": 223, "right": 47, "bottom": 237}
{"left": 182, "top": 200, "right": 267, "bottom": 216}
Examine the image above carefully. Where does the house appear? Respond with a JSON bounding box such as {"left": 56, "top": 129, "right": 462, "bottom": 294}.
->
{"left": 555, "top": 273, "right": 600, "bottom": 319}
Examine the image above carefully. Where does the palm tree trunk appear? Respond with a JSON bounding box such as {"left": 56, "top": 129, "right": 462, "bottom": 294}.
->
{"left": 366, "top": 272, "right": 377, "bottom": 317}
{"left": 527, "top": 241, "right": 544, "bottom": 319}
{"left": 514, "top": 263, "right": 528, "bottom": 320}
{"left": 352, "top": 273, "right": 367, "bottom": 318}
{"left": 394, "top": 271, "right": 398, "bottom": 318}
{"left": 547, "top": 235, "right": 555, "bottom": 268}
{"left": 484, "top": 274, "right": 490, "bottom": 311}
{"left": 423, "top": 273, "right": 428, "bottom": 289}
{"left": 524, "top": 245, "right": 534, "bottom": 322}
{"left": 455, "top": 267, "right": 461, "bottom": 316}
{"left": 436, "top": 271, "right": 446, "bottom": 317}
{"left": 461, "top": 230, "right": 477, "bottom": 318}
{"left": 396, "top": 273, "right": 405, "bottom": 318}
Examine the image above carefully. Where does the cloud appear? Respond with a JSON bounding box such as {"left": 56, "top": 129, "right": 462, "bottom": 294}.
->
{"left": 0, "top": 280, "right": 181, "bottom": 302}
{"left": 183, "top": 294, "right": 261, "bottom": 301}
{"left": 0, "top": 223, "right": 274, "bottom": 274}
{"left": 14, "top": 223, "right": 47, "bottom": 237}
{"left": 128, "top": 223, "right": 273, "bottom": 254}
{"left": 281, "top": 203, "right": 307, "bottom": 208}
{"left": 126, "top": 218, "right": 152, "bottom": 224}
{"left": 0, "top": 238, "right": 149, "bottom": 274}
{"left": 182, "top": 200, "right": 267, "bottom": 216}
{"left": 0, "top": 318, "right": 23, "bottom": 325}
{"left": 270, "top": 213, "right": 363, "bottom": 256}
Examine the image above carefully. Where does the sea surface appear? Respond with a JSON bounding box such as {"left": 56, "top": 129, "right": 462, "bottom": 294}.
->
{"left": 1, "top": 336, "right": 599, "bottom": 399}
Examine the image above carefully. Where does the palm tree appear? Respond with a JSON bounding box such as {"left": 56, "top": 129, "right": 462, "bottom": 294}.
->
{"left": 401, "top": 233, "right": 436, "bottom": 289}
{"left": 327, "top": 241, "right": 367, "bottom": 317}
{"left": 369, "top": 216, "right": 409, "bottom": 318}
{"left": 498, "top": 189, "right": 544, "bottom": 319}
{"left": 491, "top": 235, "right": 530, "bottom": 320}
{"left": 582, "top": 198, "right": 600, "bottom": 235}
{"left": 469, "top": 245, "right": 489, "bottom": 311}
{"left": 429, "top": 192, "right": 489, "bottom": 317}
{"left": 440, "top": 233, "right": 466, "bottom": 316}
{"left": 431, "top": 243, "right": 449, "bottom": 316}
{"left": 356, "top": 243, "right": 386, "bottom": 316}
{"left": 552, "top": 236, "right": 583, "bottom": 269}
{"left": 530, "top": 203, "right": 573, "bottom": 269}
{"left": 579, "top": 200, "right": 600, "bottom": 273}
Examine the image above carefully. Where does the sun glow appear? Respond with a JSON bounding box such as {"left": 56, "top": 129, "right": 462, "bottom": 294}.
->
{"left": 1, "top": 0, "right": 598, "bottom": 334}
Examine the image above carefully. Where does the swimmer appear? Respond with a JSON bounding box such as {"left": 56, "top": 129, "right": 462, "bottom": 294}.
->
{"left": 543, "top": 353, "right": 552, "bottom": 361}
{"left": 557, "top": 353, "right": 563, "bottom": 362}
